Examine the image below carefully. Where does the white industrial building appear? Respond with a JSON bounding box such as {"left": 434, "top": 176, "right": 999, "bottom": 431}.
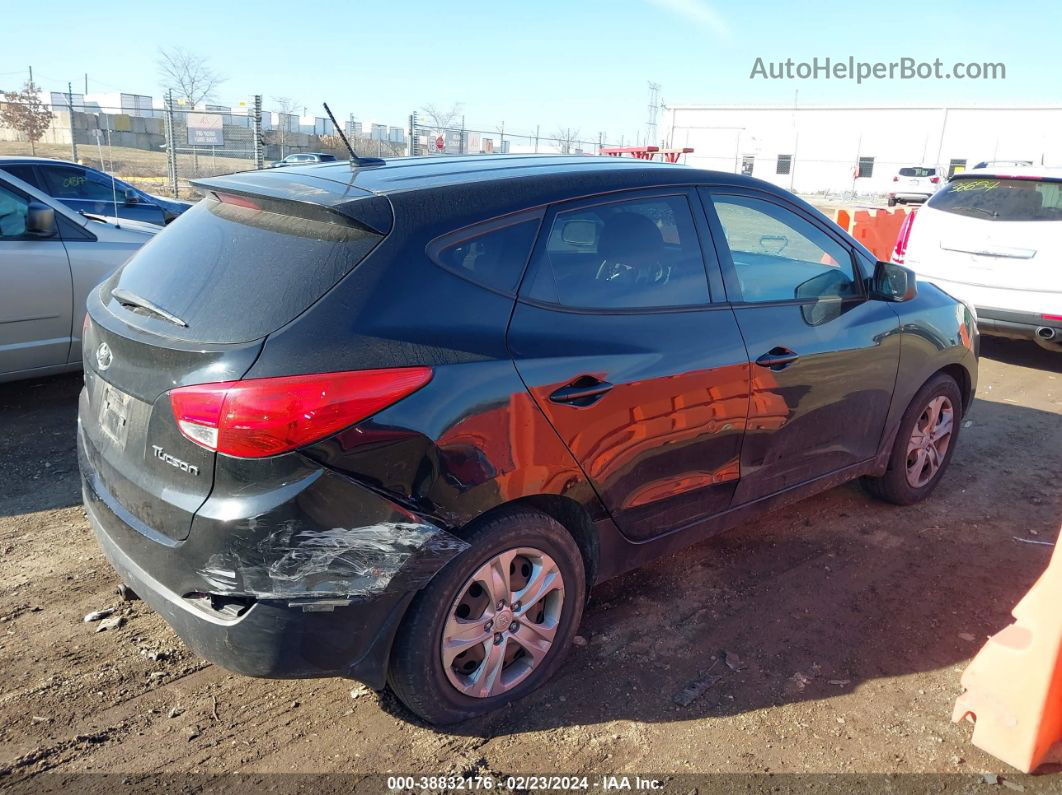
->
{"left": 664, "top": 104, "right": 1062, "bottom": 195}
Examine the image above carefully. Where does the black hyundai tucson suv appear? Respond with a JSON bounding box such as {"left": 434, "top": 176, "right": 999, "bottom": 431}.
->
{"left": 78, "top": 154, "right": 977, "bottom": 724}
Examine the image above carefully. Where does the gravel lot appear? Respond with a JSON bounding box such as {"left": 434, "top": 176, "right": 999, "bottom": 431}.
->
{"left": 1, "top": 337, "right": 1059, "bottom": 789}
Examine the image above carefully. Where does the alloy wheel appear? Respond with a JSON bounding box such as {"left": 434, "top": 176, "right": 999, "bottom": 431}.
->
{"left": 905, "top": 395, "right": 954, "bottom": 488}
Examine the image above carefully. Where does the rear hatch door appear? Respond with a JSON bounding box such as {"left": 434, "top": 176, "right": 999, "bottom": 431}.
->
{"left": 81, "top": 175, "right": 391, "bottom": 542}
{"left": 906, "top": 174, "right": 1062, "bottom": 293}
{"left": 897, "top": 166, "right": 936, "bottom": 195}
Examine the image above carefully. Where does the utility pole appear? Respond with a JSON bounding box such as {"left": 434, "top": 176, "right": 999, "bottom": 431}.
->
{"left": 534, "top": 124, "right": 539, "bottom": 153}
{"left": 67, "top": 82, "right": 78, "bottom": 163}
{"left": 647, "top": 81, "right": 661, "bottom": 147}
{"left": 598, "top": 131, "right": 603, "bottom": 154}
{"left": 252, "top": 94, "right": 264, "bottom": 170}
{"left": 165, "top": 89, "right": 179, "bottom": 197}
{"left": 84, "top": 73, "right": 88, "bottom": 95}
{"left": 28, "top": 65, "right": 33, "bottom": 84}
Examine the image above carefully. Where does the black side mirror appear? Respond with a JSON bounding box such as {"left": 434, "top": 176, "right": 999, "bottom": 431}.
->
{"left": 124, "top": 189, "right": 139, "bottom": 205}
{"left": 871, "top": 260, "right": 917, "bottom": 302}
{"left": 26, "top": 201, "right": 56, "bottom": 237}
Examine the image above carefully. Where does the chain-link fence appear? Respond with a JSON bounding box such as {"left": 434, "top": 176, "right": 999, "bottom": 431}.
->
{"left": 2, "top": 89, "right": 633, "bottom": 200}
{"left": 409, "top": 111, "right": 617, "bottom": 156}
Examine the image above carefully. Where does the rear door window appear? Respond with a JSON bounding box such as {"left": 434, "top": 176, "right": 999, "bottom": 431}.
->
{"left": 523, "top": 194, "right": 710, "bottom": 309}
{"left": 927, "top": 176, "right": 1062, "bottom": 221}
{"left": 40, "top": 165, "right": 124, "bottom": 201}
{"left": 104, "top": 194, "right": 385, "bottom": 343}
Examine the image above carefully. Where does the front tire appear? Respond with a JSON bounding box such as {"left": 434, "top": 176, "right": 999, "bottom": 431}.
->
{"left": 388, "top": 507, "right": 585, "bottom": 724}
{"left": 862, "top": 373, "right": 963, "bottom": 505}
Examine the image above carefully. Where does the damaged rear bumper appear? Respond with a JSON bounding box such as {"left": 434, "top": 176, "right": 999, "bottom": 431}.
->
{"left": 78, "top": 420, "right": 468, "bottom": 685}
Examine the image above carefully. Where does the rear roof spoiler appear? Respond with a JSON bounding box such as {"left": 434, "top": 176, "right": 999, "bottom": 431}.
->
{"left": 191, "top": 171, "right": 393, "bottom": 235}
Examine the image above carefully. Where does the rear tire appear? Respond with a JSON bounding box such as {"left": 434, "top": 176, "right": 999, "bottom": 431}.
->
{"left": 388, "top": 507, "right": 585, "bottom": 725}
{"left": 862, "top": 373, "right": 963, "bottom": 505}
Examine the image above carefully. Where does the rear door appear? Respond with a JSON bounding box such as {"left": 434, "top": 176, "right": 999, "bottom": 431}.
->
{"left": 0, "top": 179, "right": 72, "bottom": 374}
{"left": 508, "top": 188, "right": 750, "bottom": 541}
{"left": 701, "top": 187, "right": 900, "bottom": 504}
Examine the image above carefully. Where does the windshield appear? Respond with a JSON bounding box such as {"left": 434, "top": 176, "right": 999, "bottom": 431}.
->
{"left": 926, "top": 176, "right": 1062, "bottom": 221}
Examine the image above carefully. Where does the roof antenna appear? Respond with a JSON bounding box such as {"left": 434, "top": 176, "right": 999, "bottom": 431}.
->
{"left": 322, "top": 102, "right": 385, "bottom": 169}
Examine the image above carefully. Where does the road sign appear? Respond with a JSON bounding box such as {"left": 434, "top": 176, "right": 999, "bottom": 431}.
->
{"left": 435, "top": 135, "right": 445, "bottom": 152}
{"left": 187, "top": 112, "right": 224, "bottom": 147}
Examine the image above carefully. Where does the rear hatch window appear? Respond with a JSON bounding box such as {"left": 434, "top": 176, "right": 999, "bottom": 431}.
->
{"left": 103, "top": 193, "right": 385, "bottom": 343}
{"left": 927, "top": 176, "right": 1062, "bottom": 222}
{"left": 899, "top": 167, "right": 935, "bottom": 178}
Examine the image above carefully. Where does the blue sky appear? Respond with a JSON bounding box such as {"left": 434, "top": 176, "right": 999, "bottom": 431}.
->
{"left": 2, "top": 0, "right": 1057, "bottom": 143}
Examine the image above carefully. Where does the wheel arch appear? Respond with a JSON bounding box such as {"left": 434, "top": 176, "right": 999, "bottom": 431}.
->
{"left": 452, "top": 494, "right": 599, "bottom": 595}
{"left": 936, "top": 362, "right": 973, "bottom": 414}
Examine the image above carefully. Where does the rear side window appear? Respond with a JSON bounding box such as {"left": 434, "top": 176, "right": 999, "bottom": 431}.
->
{"left": 524, "top": 194, "right": 710, "bottom": 309}
{"left": 927, "top": 177, "right": 1062, "bottom": 221}
{"left": 430, "top": 216, "right": 540, "bottom": 293}
{"left": 106, "top": 196, "right": 384, "bottom": 343}
{"left": 899, "top": 167, "right": 935, "bottom": 178}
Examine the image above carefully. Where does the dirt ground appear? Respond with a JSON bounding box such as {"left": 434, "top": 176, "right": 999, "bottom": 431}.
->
{"left": 0, "top": 337, "right": 1059, "bottom": 790}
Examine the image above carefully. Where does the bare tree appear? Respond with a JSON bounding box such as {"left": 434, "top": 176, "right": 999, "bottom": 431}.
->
{"left": 419, "top": 103, "right": 462, "bottom": 131}
{"left": 157, "top": 47, "right": 225, "bottom": 107}
{"left": 553, "top": 127, "right": 580, "bottom": 154}
{"left": 269, "top": 96, "right": 301, "bottom": 159}
{"left": 0, "top": 80, "right": 52, "bottom": 155}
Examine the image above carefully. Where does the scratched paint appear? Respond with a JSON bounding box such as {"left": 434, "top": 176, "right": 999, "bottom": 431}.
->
{"left": 197, "top": 521, "right": 468, "bottom": 600}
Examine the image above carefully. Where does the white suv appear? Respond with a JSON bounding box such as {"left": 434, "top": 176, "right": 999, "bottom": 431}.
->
{"left": 893, "top": 166, "right": 1062, "bottom": 352}
{"left": 887, "top": 166, "right": 944, "bottom": 206}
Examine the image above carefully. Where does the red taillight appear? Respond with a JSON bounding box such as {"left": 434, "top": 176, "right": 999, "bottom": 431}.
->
{"left": 892, "top": 176, "right": 899, "bottom": 182}
{"left": 891, "top": 210, "right": 917, "bottom": 264}
{"left": 169, "top": 367, "right": 433, "bottom": 457}
{"left": 930, "top": 176, "right": 941, "bottom": 184}
{"left": 1044, "top": 314, "right": 1062, "bottom": 323}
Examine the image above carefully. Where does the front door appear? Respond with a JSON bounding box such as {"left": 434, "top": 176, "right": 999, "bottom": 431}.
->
{"left": 508, "top": 189, "right": 751, "bottom": 541}
{"left": 701, "top": 188, "right": 900, "bottom": 504}
{"left": 0, "top": 182, "right": 72, "bottom": 374}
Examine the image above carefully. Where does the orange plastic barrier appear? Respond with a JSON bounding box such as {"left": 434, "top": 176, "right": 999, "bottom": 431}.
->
{"left": 952, "top": 529, "right": 1062, "bottom": 773}
{"left": 833, "top": 207, "right": 909, "bottom": 262}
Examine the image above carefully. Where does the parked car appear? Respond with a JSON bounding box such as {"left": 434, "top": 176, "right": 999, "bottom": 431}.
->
{"left": 893, "top": 165, "right": 1062, "bottom": 352}
{"left": 887, "top": 165, "right": 944, "bottom": 206}
{"left": 268, "top": 152, "right": 337, "bottom": 168}
{"left": 78, "top": 155, "right": 977, "bottom": 724}
{"left": 0, "top": 157, "right": 191, "bottom": 226}
{"left": 0, "top": 169, "right": 156, "bottom": 383}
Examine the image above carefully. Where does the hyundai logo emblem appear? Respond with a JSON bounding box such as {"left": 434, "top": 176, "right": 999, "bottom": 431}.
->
{"left": 95, "top": 342, "right": 113, "bottom": 371}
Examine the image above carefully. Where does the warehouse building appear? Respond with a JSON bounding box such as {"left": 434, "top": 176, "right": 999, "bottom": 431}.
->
{"left": 664, "top": 104, "right": 1062, "bottom": 195}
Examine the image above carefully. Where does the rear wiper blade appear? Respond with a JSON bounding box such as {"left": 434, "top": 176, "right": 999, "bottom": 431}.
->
{"left": 111, "top": 288, "right": 187, "bottom": 327}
